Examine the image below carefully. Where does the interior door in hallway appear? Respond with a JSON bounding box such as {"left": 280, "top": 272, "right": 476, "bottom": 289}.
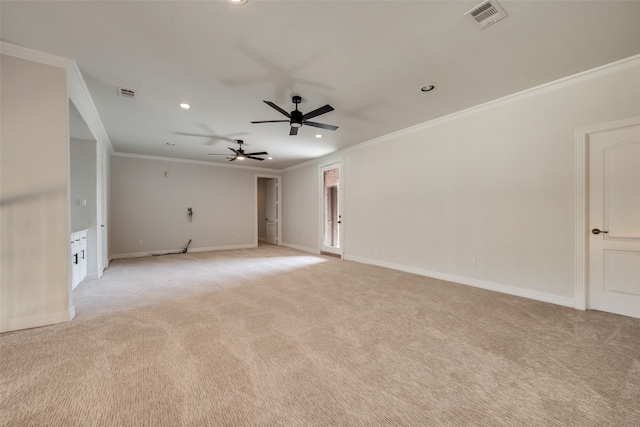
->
{"left": 589, "top": 123, "right": 640, "bottom": 319}
{"left": 320, "top": 162, "right": 342, "bottom": 257}
{"left": 265, "top": 178, "right": 278, "bottom": 245}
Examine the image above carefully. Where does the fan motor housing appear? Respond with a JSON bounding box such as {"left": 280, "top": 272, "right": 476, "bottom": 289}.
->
{"left": 290, "top": 109, "right": 303, "bottom": 127}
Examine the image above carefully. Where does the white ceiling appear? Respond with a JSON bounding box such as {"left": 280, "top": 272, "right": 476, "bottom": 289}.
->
{"left": 2, "top": 1, "right": 640, "bottom": 169}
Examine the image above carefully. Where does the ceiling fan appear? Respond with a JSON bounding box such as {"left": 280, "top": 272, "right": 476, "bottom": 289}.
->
{"left": 208, "top": 140, "right": 268, "bottom": 162}
{"left": 251, "top": 95, "right": 338, "bottom": 136}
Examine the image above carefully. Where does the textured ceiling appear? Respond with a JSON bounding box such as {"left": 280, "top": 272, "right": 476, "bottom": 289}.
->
{"left": 2, "top": 1, "right": 640, "bottom": 169}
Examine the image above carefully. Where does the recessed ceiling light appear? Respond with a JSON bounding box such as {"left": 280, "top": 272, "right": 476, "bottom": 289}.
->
{"left": 179, "top": 103, "right": 191, "bottom": 109}
{"left": 421, "top": 85, "right": 436, "bottom": 92}
{"left": 315, "top": 134, "right": 322, "bottom": 138}
{"left": 228, "top": 0, "right": 248, "bottom": 4}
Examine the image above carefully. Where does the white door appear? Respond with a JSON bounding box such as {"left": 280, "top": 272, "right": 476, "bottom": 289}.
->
{"left": 588, "top": 124, "right": 640, "bottom": 318}
{"left": 265, "top": 178, "right": 278, "bottom": 245}
{"left": 320, "top": 162, "right": 342, "bottom": 257}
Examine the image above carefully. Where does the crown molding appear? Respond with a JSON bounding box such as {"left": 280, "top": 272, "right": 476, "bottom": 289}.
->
{"left": 0, "top": 40, "right": 73, "bottom": 68}
{"left": 66, "top": 61, "right": 114, "bottom": 153}
{"left": 282, "top": 53, "right": 640, "bottom": 173}
{"left": 1, "top": 41, "right": 114, "bottom": 153}
{"left": 112, "top": 152, "right": 281, "bottom": 172}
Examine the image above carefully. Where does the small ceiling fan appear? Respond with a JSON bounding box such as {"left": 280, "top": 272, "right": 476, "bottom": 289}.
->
{"left": 208, "top": 140, "right": 268, "bottom": 162}
{"left": 251, "top": 95, "right": 338, "bottom": 136}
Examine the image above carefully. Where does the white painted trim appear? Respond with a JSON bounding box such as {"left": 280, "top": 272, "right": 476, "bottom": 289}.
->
{"left": 0, "top": 41, "right": 73, "bottom": 68}
{"left": 281, "top": 242, "right": 321, "bottom": 254}
{"left": 574, "top": 115, "right": 640, "bottom": 312}
{"left": 282, "top": 53, "right": 640, "bottom": 173}
{"left": 346, "top": 255, "right": 575, "bottom": 308}
{"left": 0, "top": 42, "right": 113, "bottom": 154}
{"left": 113, "top": 152, "right": 278, "bottom": 172}
{"left": 1, "top": 308, "right": 75, "bottom": 334}
{"left": 110, "top": 243, "right": 256, "bottom": 260}
{"left": 67, "top": 62, "right": 114, "bottom": 153}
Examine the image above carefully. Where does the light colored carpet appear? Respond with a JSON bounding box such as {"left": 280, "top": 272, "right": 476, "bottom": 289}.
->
{"left": 1, "top": 244, "right": 639, "bottom": 426}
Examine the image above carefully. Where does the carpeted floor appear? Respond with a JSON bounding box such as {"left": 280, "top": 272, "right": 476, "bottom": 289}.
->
{"left": 1, "top": 244, "right": 639, "bottom": 426}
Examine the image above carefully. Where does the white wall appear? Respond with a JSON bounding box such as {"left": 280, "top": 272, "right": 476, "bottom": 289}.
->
{"left": 110, "top": 155, "right": 277, "bottom": 256}
{"left": 281, "top": 58, "right": 640, "bottom": 305}
{"left": 0, "top": 55, "right": 72, "bottom": 332}
{"left": 282, "top": 164, "right": 320, "bottom": 251}
{"left": 70, "top": 137, "right": 98, "bottom": 275}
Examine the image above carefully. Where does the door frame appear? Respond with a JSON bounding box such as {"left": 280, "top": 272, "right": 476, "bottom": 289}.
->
{"left": 319, "top": 160, "right": 344, "bottom": 257}
{"left": 96, "top": 141, "right": 108, "bottom": 277}
{"left": 255, "top": 174, "right": 281, "bottom": 246}
{"left": 574, "top": 115, "right": 640, "bottom": 310}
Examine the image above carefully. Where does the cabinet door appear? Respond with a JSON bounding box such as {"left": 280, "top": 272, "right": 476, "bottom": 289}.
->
{"left": 79, "top": 232, "right": 88, "bottom": 281}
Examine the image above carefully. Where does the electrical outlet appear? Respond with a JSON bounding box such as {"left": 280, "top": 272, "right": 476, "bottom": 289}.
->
{"left": 470, "top": 257, "right": 476, "bottom": 267}
{"left": 139, "top": 240, "right": 144, "bottom": 246}
{"left": 374, "top": 245, "right": 378, "bottom": 252}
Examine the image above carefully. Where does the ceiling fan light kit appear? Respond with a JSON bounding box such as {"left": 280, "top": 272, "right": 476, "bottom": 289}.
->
{"left": 251, "top": 95, "right": 338, "bottom": 136}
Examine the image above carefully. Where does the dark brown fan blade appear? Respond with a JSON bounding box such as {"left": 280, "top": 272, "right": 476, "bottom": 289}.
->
{"left": 264, "top": 101, "right": 291, "bottom": 118}
{"left": 289, "top": 127, "right": 299, "bottom": 136}
{"left": 208, "top": 153, "right": 230, "bottom": 156}
{"left": 247, "top": 156, "right": 265, "bottom": 161}
{"left": 228, "top": 157, "right": 237, "bottom": 162}
{"left": 247, "top": 151, "right": 268, "bottom": 156}
{"left": 302, "top": 104, "right": 334, "bottom": 120}
{"left": 303, "top": 121, "right": 338, "bottom": 131}
{"left": 229, "top": 147, "right": 239, "bottom": 154}
{"left": 251, "top": 120, "right": 289, "bottom": 124}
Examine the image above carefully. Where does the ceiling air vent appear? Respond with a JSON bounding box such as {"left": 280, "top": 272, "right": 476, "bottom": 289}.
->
{"left": 117, "top": 87, "right": 136, "bottom": 98}
{"left": 465, "top": 0, "right": 508, "bottom": 29}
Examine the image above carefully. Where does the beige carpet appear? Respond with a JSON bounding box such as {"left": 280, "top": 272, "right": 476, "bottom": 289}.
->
{"left": 1, "top": 244, "right": 639, "bottom": 426}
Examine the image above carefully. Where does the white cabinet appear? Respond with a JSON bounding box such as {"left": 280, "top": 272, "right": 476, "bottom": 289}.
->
{"left": 71, "top": 229, "right": 88, "bottom": 289}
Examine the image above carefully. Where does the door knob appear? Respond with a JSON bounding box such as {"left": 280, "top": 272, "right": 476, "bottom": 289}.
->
{"left": 592, "top": 228, "right": 609, "bottom": 235}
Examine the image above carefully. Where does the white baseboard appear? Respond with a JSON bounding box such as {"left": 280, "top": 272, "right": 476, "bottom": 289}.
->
{"left": 1, "top": 308, "right": 75, "bottom": 334}
{"left": 345, "top": 255, "right": 575, "bottom": 308}
{"left": 281, "top": 242, "right": 321, "bottom": 254}
{"left": 110, "top": 243, "right": 256, "bottom": 260}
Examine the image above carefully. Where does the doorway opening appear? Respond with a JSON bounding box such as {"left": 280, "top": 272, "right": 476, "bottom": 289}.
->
{"left": 256, "top": 175, "right": 280, "bottom": 246}
{"left": 69, "top": 100, "right": 100, "bottom": 284}
{"left": 320, "top": 162, "right": 342, "bottom": 257}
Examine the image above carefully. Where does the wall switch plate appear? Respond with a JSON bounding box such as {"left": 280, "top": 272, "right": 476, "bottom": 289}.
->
{"left": 470, "top": 258, "right": 476, "bottom": 267}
